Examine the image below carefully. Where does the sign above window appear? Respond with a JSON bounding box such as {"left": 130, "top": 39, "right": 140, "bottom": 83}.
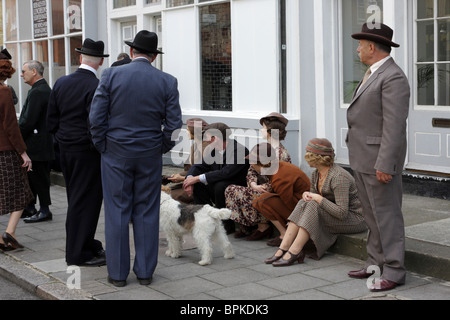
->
{"left": 33, "top": 0, "right": 48, "bottom": 39}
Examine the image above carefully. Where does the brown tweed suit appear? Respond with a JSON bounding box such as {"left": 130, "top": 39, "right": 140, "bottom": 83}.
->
{"left": 288, "top": 164, "right": 366, "bottom": 259}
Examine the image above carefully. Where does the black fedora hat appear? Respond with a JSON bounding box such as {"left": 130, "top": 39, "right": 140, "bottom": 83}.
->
{"left": 125, "top": 30, "right": 164, "bottom": 54}
{"left": 352, "top": 23, "right": 400, "bottom": 48}
{"left": 75, "top": 38, "right": 110, "bottom": 57}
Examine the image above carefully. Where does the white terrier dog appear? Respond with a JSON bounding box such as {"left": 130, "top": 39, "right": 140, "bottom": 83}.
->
{"left": 159, "top": 191, "right": 235, "bottom": 265}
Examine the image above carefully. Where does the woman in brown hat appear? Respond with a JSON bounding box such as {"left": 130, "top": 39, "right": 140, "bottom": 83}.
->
{"left": 265, "top": 138, "right": 366, "bottom": 266}
{"left": 225, "top": 112, "right": 291, "bottom": 242}
{"left": 0, "top": 55, "right": 34, "bottom": 252}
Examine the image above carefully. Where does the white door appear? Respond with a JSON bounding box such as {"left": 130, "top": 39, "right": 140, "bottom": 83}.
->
{"left": 408, "top": 0, "right": 450, "bottom": 174}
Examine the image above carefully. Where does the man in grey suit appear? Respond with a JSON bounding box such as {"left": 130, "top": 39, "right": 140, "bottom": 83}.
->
{"left": 346, "top": 23, "right": 410, "bottom": 292}
{"left": 90, "top": 30, "right": 183, "bottom": 287}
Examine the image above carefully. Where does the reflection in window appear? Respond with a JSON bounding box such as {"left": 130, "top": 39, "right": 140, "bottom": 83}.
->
{"left": 167, "top": 0, "right": 194, "bottom": 8}
{"left": 5, "top": 0, "right": 17, "bottom": 41}
{"left": 70, "top": 36, "right": 83, "bottom": 73}
{"left": 416, "top": 0, "right": 450, "bottom": 106}
{"left": 200, "top": 2, "right": 232, "bottom": 111}
{"left": 52, "top": 38, "right": 66, "bottom": 84}
{"left": 52, "top": 0, "right": 64, "bottom": 36}
{"left": 146, "top": 0, "right": 161, "bottom": 4}
{"left": 68, "top": 0, "right": 82, "bottom": 33}
{"left": 113, "top": 0, "right": 136, "bottom": 9}
{"left": 36, "top": 40, "right": 50, "bottom": 81}
{"left": 341, "top": 0, "right": 383, "bottom": 103}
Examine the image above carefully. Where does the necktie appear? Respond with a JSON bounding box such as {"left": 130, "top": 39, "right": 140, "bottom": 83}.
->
{"left": 361, "top": 68, "right": 372, "bottom": 87}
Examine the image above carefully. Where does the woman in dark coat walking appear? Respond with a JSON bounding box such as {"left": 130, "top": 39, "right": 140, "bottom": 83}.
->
{"left": 0, "top": 55, "right": 34, "bottom": 251}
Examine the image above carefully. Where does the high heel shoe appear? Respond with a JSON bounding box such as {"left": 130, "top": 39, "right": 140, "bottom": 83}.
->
{"left": 272, "top": 250, "right": 305, "bottom": 267}
{"left": 2, "top": 232, "right": 24, "bottom": 250}
{"left": 264, "top": 248, "right": 287, "bottom": 264}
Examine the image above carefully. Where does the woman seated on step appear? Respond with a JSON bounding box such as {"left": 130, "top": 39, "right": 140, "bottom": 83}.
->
{"left": 265, "top": 138, "right": 367, "bottom": 267}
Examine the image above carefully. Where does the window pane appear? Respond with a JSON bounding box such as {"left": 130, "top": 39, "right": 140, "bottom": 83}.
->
{"left": 438, "top": 19, "right": 450, "bottom": 61}
{"left": 417, "top": 64, "right": 435, "bottom": 105}
{"left": 18, "top": 0, "right": 32, "bottom": 40}
{"left": 70, "top": 36, "right": 83, "bottom": 73}
{"left": 21, "top": 43, "right": 33, "bottom": 109}
{"left": 52, "top": 0, "right": 64, "bottom": 36}
{"left": 417, "top": 20, "right": 435, "bottom": 62}
{"left": 437, "top": 63, "right": 450, "bottom": 106}
{"left": 33, "top": 0, "right": 49, "bottom": 39}
{"left": 200, "top": 2, "right": 232, "bottom": 111}
{"left": 342, "top": 0, "right": 383, "bottom": 103}
{"left": 68, "top": 0, "right": 82, "bottom": 33}
{"left": 52, "top": 38, "right": 66, "bottom": 84}
{"left": 438, "top": 0, "right": 450, "bottom": 17}
{"left": 5, "top": 0, "right": 17, "bottom": 41}
{"left": 417, "top": 0, "right": 434, "bottom": 19}
{"left": 5, "top": 44, "right": 19, "bottom": 112}
{"left": 167, "top": 0, "right": 193, "bottom": 8}
{"left": 145, "top": 0, "right": 160, "bottom": 4}
{"left": 113, "top": 0, "right": 136, "bottom": 9}
{"left": 36, "top": 40, "right": 50, "bottom": 81}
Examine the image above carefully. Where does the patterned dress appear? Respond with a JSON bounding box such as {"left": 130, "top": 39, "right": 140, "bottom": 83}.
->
{"left": 225, "top": 144, "right": 291, "bottom": 227}
{"left": 288, "top": 164, "right": 367, "bottom": 259}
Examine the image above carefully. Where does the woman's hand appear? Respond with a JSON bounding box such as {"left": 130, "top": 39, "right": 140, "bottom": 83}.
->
{"left": 250, "top": 182, "right": 268, "bottom": 194}
{"left": 21, "top": 152, "right": 32, "bottom": 172}
{"left": 302, "top": 191, "right": 323, "bottom": 204}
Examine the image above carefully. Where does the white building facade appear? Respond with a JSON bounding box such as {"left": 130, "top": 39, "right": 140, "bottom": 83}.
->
{"left": 3, "top": 0, "right": 450, "bottom": 175}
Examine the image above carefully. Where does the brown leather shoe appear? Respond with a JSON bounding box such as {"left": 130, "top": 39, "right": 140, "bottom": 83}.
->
{"left": 348, "top": 268, "right": 374, "bottom": 279}
{"left": 245, "top": 226, "right": 272, "bottom": 241}
{"left": 272, "top": 251, "right": 305, "bottom": 267}
{"left": 369, "top": 279, "right": 398, "bottom": 292}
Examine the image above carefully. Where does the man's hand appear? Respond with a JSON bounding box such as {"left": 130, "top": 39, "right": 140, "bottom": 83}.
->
{"left": 183, "top": 175, "right": 200, "bottom": 196}
{"left": 376, "top": 170, "right": 392, "bottom": 184}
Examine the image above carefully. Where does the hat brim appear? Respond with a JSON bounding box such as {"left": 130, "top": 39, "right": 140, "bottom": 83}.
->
{"left": 125, "top": 41, "right": 164, "bottom": 55}
{"left": 351, "top": 33, "right": 400, "bottom": 48}
{"left": 75, "top": 48, "right": 110, "bottom": 58}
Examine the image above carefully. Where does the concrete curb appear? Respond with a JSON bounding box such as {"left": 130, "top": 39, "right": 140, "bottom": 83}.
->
{"left": 330, "top": 233, "right": 450, "bottom": 281}
{"left": 0, "top": 252, "right": 93, "bottom": 300}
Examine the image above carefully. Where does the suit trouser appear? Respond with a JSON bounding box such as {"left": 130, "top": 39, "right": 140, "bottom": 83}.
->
{"left": 60, "top": 147, "right": 103, "bottom": 265}
{"left": 353, "top": 171, "right": 406, "bottom": 284}
{"left": 101, "top": 150, "right": 162, "bottom": 281}
{"left": 27, "top": 161, "right": 51, "bottom": 207}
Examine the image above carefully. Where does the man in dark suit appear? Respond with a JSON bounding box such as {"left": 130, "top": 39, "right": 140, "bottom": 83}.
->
{"left": 18, "top": 60, "right": 54, "bottom": 223}
{"left": 346, "top": 23, "right": 410, "bottom": 292}
{"left": 47, "top": 39, "right": 109, "bottom": 267}
{"left": 90, "top": 30, "right": 182, "bottom": 287}
{"left": 183, "top": 122, "right": 250, "bottom": 234}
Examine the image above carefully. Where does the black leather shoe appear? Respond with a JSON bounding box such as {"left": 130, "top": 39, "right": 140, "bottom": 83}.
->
{"left": 21, "top": 208, "right": 37, "bottom": 219}
{"left": 137, "top": 277, "right": 152, "bottom": 285}
{"left": 23, "top": 211, "right": 53, "bottom": 224}
{"left": 79, "top": 255, "right": 106, "bottom": 267}
{"left": 108, "top": 276, "right": 126, "bottom": 287}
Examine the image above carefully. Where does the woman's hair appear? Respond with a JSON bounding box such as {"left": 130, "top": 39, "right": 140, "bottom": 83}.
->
{"left": 0, "top": 60, "right": 16, "bottom": 80}
{"left": 304, "top": 151, "right": 334, "bottom": 167}
{"left": 261, "top": 118, "right": 287, "bottom": 141}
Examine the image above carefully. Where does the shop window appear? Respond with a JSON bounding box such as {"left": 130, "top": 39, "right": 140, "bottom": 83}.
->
{"left": 145, "top": 0, "right": 160, "bottom": 4}
{"left": 341, "top": 0, "right": 383, "bottom": 104}
{"left": 113, "top": 0, "right": 136, "bottom": 9}
{"left": 200, "top": 2, "right": 232, "bottom": 111}
{"left": 416, "top": 0, "right": 450, "bottom": 106}
{"left": 167, "top": 0, "right": 194, "bottom": 8}
{"left": 36, "top": 40, "right": 50, "bottom": 81}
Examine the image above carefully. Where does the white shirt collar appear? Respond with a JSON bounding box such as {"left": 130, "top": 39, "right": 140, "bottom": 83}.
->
{"left": 369, "top": 55, "right": 391, "bottom": 76}
{"left": 79, "top": 64, "right": 98, "bottom": 76}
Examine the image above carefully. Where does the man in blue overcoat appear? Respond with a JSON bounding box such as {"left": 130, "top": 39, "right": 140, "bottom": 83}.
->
{"left": 90, "top": 30, "right": 182, "bottom": 287}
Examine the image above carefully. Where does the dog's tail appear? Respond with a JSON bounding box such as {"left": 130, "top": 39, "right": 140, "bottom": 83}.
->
{"left": 207, "top": 207, "right": 232, "bottom": 220}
